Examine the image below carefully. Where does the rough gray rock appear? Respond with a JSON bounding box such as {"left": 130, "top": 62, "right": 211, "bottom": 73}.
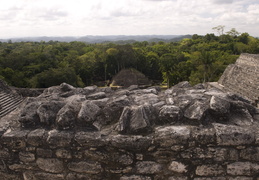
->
{"left": 8, "top": 81, "right": 258, "bottom": 135}
{"left": 19, "top": 101, "right": 42, "bottom": 127}
{"left": 37, "top": 101, "right": 65, "bottom": 126}
{"left": 77, "top": 100, "right": 100, "bottom": 126}
{"left": 158, "top": 105, "right": 183, "bottom": 124}
{"left": 118, "top": 104, "right": 155, "bottom": 134}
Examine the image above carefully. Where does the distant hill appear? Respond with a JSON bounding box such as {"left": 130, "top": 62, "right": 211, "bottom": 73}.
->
{"left": 0, "top": 35, "right": 192, "bottom": 43}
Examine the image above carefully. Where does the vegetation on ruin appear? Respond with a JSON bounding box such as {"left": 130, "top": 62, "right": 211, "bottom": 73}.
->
{"left": 0, "top": 32, "right": 258, "bottom": 88}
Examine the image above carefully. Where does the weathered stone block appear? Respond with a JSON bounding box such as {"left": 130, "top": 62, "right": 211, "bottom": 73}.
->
{"left": 154, "top": 126, "right": 191, "bottom": 147}
{"left": 75, "top": 131, "right": 105, "bottom": 147}
{"left": 8, "top": 163, "right": 38, "bottom": 171}
{"left": 196, "top": 164, "right": 225, "bottom": 176}
{"left": 158, "top": 105, "right": 183, "bottom": 124}
{"left": 68, "top": 161, "right": 102, "bottom": 174}
{"left": 87, "top": 92, "right": 106, "bottom": 100}
{"left": 214, "top": 123, "right": 254, "bottom": 146}
{"left": 135, "top": 161, "right": 163, "bottom": 174}
{"left": 36, "top": 148, "right": 53, "bottom": 158}
{"left": 240, "top": 147, "right": 259, "bottom": 161}
{"left": 108, "top": 166, "right": 132, "bottom": 174}
{"left": 77, "top": 100, "right": 100, "bottom": 125}
{"left": 1, "top": 130, "right": 29, "bottom": 149}
{"left": 55, "top": 149, "right": 72, "bottom": 159}
{"left": 192, "top": 127, "right": 216, "bottom": 145}
{"left": 227, "top": 162, "right": 252, "bottom": 176}
{"left": 194, "top": 178, "right": 226, "bottom": 180}
{"left": 27, "top": 129, "right": 45, "bottom": 146}
{"left": 0, "top": 172, "right": 21, "bottom": 180}
{"left": 66, "top": 173, "right": 102, "bottom": 180}
{"left": 109, "top": 134, "right": 152, "bottom": 152}
{"left": 168, "top": 177, "right": 188, "bottom": 180}
{"left": 120, "top": 175, "right": 152, "bottom": 180}
{"left": 182, "top": 147, "right": 228, "bottom": 161}
{"left": 37, "top": 101, "right": 65, "bottom": 126}
{"left": 47, "top": 129, "right": 73, "bottom": 147}
{"left": 210, "top": 96, "right": 230, "bottom": 114}
{"left": 36, "top": 158, "right": 64, "bottom": 173}
{"left": 19, "top": 151, "right": 35, "bottom": 163}
{"left": 118, "top": 105, "right": 155, "bottom": 134}
{"left": 23, "top": 171, "right": 64, "bottom": 180}
{"left": 168, "top": 161, "right": 188, "bottom": 173}
{"left": 0, "top": 148, "right": 10, "bottom": 159}
{"left": 184, "top": 100, "right": 209, "bottom": 121}
{"left": 228, "top": 177, "right": 253, "bottom": 180}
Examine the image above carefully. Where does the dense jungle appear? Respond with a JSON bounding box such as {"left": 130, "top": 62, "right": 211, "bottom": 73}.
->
{"left": 0, "top": 32, "right": 258, "bottom": 88}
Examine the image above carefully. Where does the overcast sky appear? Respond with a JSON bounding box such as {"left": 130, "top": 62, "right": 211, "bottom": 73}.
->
{"left": 0, "top": 0, "right": 259, "bottom": 38}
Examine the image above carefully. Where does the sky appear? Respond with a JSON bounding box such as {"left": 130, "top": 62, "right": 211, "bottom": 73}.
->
{"left": 0, "top": 0, "right": 259, "bottom": 38}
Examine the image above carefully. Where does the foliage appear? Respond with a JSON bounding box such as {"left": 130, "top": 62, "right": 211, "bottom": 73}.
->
{"left": 0, "top": 32, "right": 258, "bottom": 88}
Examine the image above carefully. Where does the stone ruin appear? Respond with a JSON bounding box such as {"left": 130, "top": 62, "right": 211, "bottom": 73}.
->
{"left": 110, "top": 68, "right": 151, "bottom": 87}
{"left": 0, "top": 53, "right": 259, "bottom": 180}
{"left": 218, "top": 53, "right": 259, "bottom": 106}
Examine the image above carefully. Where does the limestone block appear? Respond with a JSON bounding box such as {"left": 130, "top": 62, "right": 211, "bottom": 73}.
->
{"left": 77, "top": 100, "right": 100, "bottom": 125}
{"left": 108, "top": 166, "right": 132, "bottom": 174}
{"left": 84, "top": 149, "right": 108, "bottom": 161}
{"left": 168, "top": 161, "right": 188, "bottom": 173}
{"left": 183, "top": 147, "right": 228, "bottom": 161}
{"left": 23, "top": 171, "right": 64, "bottom": 180}
{"left": 8, "top": 163, "right": 38, "bottom": 171}
{"left": 109, "top": 134, "right": 152, "bottom": 151}
{"left": 0, "top": 148, "right": 10, "bottom": 159}
{"left": 19, "top": 151, "right": 35, "bottom": 163}
{"left": 47, "top": 129, "right": 73, "bottom": 147}
{"left": 154, "top": 126, "right": 191, "bottom": 147}
{"left": 195, "top": 164, "right": 225, "bottom": 176}
{"left": 36, "top": 158, "right": 64, "bottom": 173}
{"left": 227, "top": 162, "right": 258, "bottom": 176}
{"left": 68, "top": 161, "right": 102, "bottom": 174}
{"left": 194, "top": 178, "right": 226, "bottom": 180}
{"left": 184, "top": 100, "right": 209, "bottom": 121}
{"left": 36, "top": 148, "right": 53, "bottom": 158}
{"left": 228, "top": 177, "right": 253, "bottom": 180}
{"left": 27, "top": 129, "right": 45, "bottom": 146}
{"left": 135, "top": 161, "right": 163, "bottom": 174}
{"left": 120, "top": 175, "right": 152, "bottom": 180}
{"left": 19, "top": 101, "right": 41, "bottom": 127}
{"left": 1, "top": 130, "right": 29, "bottom": 149}
{"left": 37, "top": 101, "right": 65, "bottom": 125}
{"left": 75, "top": 131, "right": 105, "bottom": 147}
{"left": 158, "top": 105, "right": 183, "bottom": 124}
{"left": 132, "top": 93, "right": 159, "bottom": 105}
{"left": 0, "top": 172, "right": 21, "bottom": 180}
{"left": 214, "top": 123, "right": 255, "bottom": 146}
{"left": 240, "top": 147, "right": 259, "bottom": 161}
{"left": 55, "top": 149, "right": 72, "bottom": 159}
{"left": 93, "top": 95, "right": 130, "bottom": 130}
{"left": 56, "top": 100, "right": 81, "bottom": 129}
{"left": 210, "top": 96, "right": 230, "bottom": 114}
{"left": 191, "top": 127, "right": 216, "bottom": 145}
{"left": 66, "top": 173, "right": 102, "bottom": 180}
{"left": 118, "top": 105, "right": 155, "bottom": 134}
{"left": 87, "top": 92, "right": 106, "bottom": 100}
{"left": 168, "top": 177, "right": 188, "bottom": 180}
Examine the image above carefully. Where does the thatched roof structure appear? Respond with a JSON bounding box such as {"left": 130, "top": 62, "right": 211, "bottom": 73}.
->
{"left": 110, "top": 68, "right": 151, "bottom": 87}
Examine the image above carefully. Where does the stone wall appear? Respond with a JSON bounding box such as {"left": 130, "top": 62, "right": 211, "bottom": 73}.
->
{"left": 0, "top": 81, "right": 259, "bottom": 180}
{"left": 1, "top": 124, "right": 259, "bottom": 180}
{"left": 218, "top": 53, "right": 259, "bottom": 104}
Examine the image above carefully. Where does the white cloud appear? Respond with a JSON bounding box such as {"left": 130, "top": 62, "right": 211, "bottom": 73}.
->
{"left": 0, "top": 0, "right": 258, "bottom": 38}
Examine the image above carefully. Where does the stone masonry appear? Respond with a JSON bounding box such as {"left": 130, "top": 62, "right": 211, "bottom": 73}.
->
{"left": 218, "top": 53, "right": 259, "bottom": 105}
{"left": 0, "top": 53, "right": 259, "bottom": 179}
{"left": 0, "top": 80, "right": 259, "bottom": 179}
